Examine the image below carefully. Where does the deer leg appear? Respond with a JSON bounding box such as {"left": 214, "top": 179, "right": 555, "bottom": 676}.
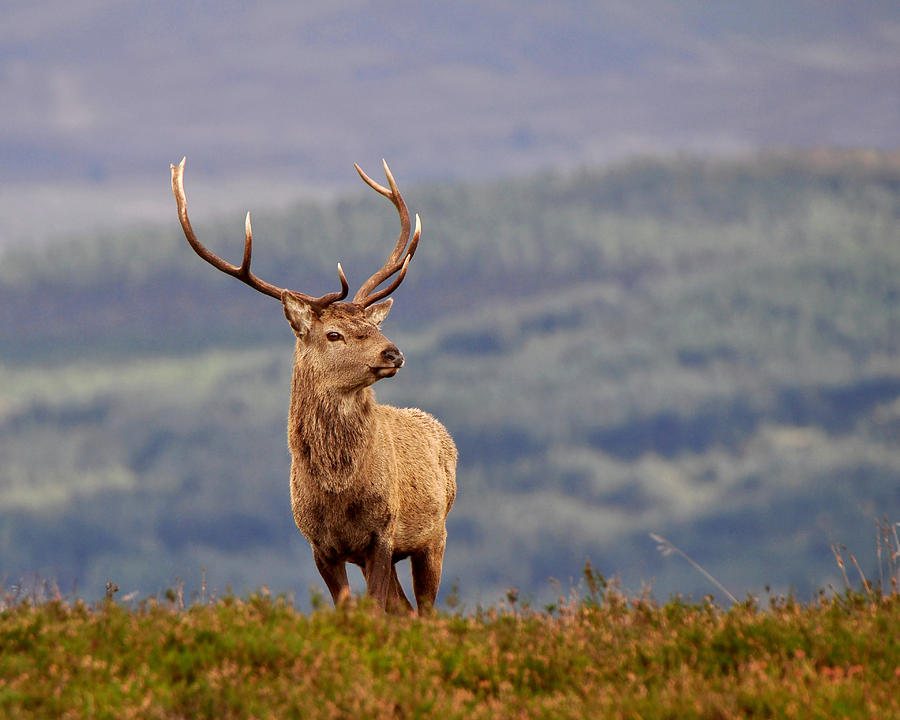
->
{"left": 386, "top": 564, "right": 414, "bottom": 615}
{"left": 411, "top": 540, "right": 445, "bottom": 615}
{"left": 313, "top": 551, "right": 351, "bottom": 607}
{"left": 363, "top": 538, "right": 393, "bottom": 610}
{"left": 362, "top": 557, "right": 411, "bottom": 614}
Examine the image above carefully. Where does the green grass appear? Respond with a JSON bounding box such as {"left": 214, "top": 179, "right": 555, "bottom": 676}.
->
{"left": 2, "top": 578, "right": 899, "bottom": 719}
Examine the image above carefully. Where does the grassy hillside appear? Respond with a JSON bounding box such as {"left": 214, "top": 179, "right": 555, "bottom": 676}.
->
{"left": 1, "top": 585, "right": 899, "bottom": 719}
{"left": 0, "top": 152, "right": 898, "bottom": 603}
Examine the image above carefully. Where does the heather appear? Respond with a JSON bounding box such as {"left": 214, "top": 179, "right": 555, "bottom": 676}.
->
{"left": 2, "top": 577, "right": 899, "bottom": 719}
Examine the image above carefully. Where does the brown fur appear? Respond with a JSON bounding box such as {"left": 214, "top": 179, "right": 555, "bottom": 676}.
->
{"left": 283, "top": 296, "right": 457, "bottom": 614}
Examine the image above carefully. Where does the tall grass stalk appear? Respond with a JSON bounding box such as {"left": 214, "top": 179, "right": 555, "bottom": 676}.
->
{"left": 832, "top": 518, "right": 900, "bottom": 601}
{"left": 650, "top": 532, "right": 739, "bottom": 604}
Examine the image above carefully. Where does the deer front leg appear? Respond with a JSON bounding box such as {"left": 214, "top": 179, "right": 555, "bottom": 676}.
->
{"left": 362, "top": 537, "right": 394, "bottom": 610}
{"left": 387, "top": 565, "right": 414, "bottom": 615}
{"left": 313, "top": 550, "right": 351, "bottom": 607}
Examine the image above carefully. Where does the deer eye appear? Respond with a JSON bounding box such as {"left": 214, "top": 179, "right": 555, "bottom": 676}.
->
{"left": 325, "top": 331, "right": 344, "bottom": 342}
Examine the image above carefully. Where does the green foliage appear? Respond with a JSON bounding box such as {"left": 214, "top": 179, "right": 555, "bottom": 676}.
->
{"left": 1, "top": 151, "right": 899, "bottom": 603}
{"left": 1, "top": 588, "right": 899, "bottom": 718}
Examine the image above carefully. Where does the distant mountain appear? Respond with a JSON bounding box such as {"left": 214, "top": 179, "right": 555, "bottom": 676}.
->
{"left": 1, "top": 152, "right": 898, "bottom": 604}
{"left": 2, "top": 1, "right": 900, "bottom": 246}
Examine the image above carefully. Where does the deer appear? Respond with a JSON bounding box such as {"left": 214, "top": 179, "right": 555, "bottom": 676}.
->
{"left": 170, "top": 157, "right": 457, "bottom": 615}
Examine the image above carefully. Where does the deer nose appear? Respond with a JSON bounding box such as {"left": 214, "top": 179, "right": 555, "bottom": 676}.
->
{"left": 382, "top": 345, "right": 404, "bottom": 367}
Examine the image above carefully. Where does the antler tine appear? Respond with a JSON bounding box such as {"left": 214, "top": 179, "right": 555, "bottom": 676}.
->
{"left": 358, "top": 214, "right": 420, "bottom": 307}
{"left": 354, "top": 160, "right": 411, "bottom": 264}
{"left": 352, "top": 160, "right": 419, "bottom": 307}
{"left": 288, "top": 262, "right": 350, "bottom": 308}
{"left": 171, "top": 157, "right": 348, "bottom": 308}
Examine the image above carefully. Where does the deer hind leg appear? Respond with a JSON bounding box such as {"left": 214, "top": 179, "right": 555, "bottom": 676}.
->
{"left": 313, "top": 551, "right": 351, "bottom": 607}
{"left": 411, "top": 539, "right": 445, "bottom": 615}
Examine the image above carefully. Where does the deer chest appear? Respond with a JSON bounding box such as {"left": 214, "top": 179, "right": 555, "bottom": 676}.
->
{"left": 292, "top": 482, "right": 393, "bottom": 562}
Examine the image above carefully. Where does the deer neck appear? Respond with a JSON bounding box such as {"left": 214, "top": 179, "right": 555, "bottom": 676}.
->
{"left": 288, "top": 355, "right": 375, "bottom": 492}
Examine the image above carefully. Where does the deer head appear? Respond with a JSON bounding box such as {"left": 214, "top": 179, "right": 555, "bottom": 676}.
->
{"left": 170, "top": 158, "right": 421, "bottom": 392}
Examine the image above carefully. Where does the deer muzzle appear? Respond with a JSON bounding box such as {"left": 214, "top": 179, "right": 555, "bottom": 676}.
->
{"left": 371, "top": 345, "right": 404, "bottom": 378}
{"left": 381, "top": 345, "right": 404, "bottom": 367}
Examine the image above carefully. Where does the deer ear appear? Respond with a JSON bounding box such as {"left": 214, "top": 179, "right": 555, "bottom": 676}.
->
{"left": 282, "top": 291, "right": 317, "bottom": 337}
{"left": 364, "top": 298, "right": 393, "bottom": 326}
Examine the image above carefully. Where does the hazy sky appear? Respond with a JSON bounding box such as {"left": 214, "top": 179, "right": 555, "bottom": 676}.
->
{"left": 2, "top": 1, "right": 899, "bottom": 244}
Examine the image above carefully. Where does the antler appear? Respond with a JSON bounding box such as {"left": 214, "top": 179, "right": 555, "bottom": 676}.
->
{"left": 171, "top": 157, "right": 348, "bottom": 307}
{"left": 352, "top": 159, "right": 421, "bottom": 307}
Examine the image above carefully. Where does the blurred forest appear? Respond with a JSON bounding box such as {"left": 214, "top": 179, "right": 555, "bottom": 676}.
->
{"left": 1, "top": 151, "right": 898, "bottom": 604}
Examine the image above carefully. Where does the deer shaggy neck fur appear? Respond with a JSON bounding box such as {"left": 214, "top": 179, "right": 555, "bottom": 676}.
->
{"left": 288, "top": 356, "right": 375, "bottom": 493}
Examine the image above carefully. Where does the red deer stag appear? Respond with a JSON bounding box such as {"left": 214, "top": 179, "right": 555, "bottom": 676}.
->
{"left": 170, "top": 158, "right": 457, "bottom": 614}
